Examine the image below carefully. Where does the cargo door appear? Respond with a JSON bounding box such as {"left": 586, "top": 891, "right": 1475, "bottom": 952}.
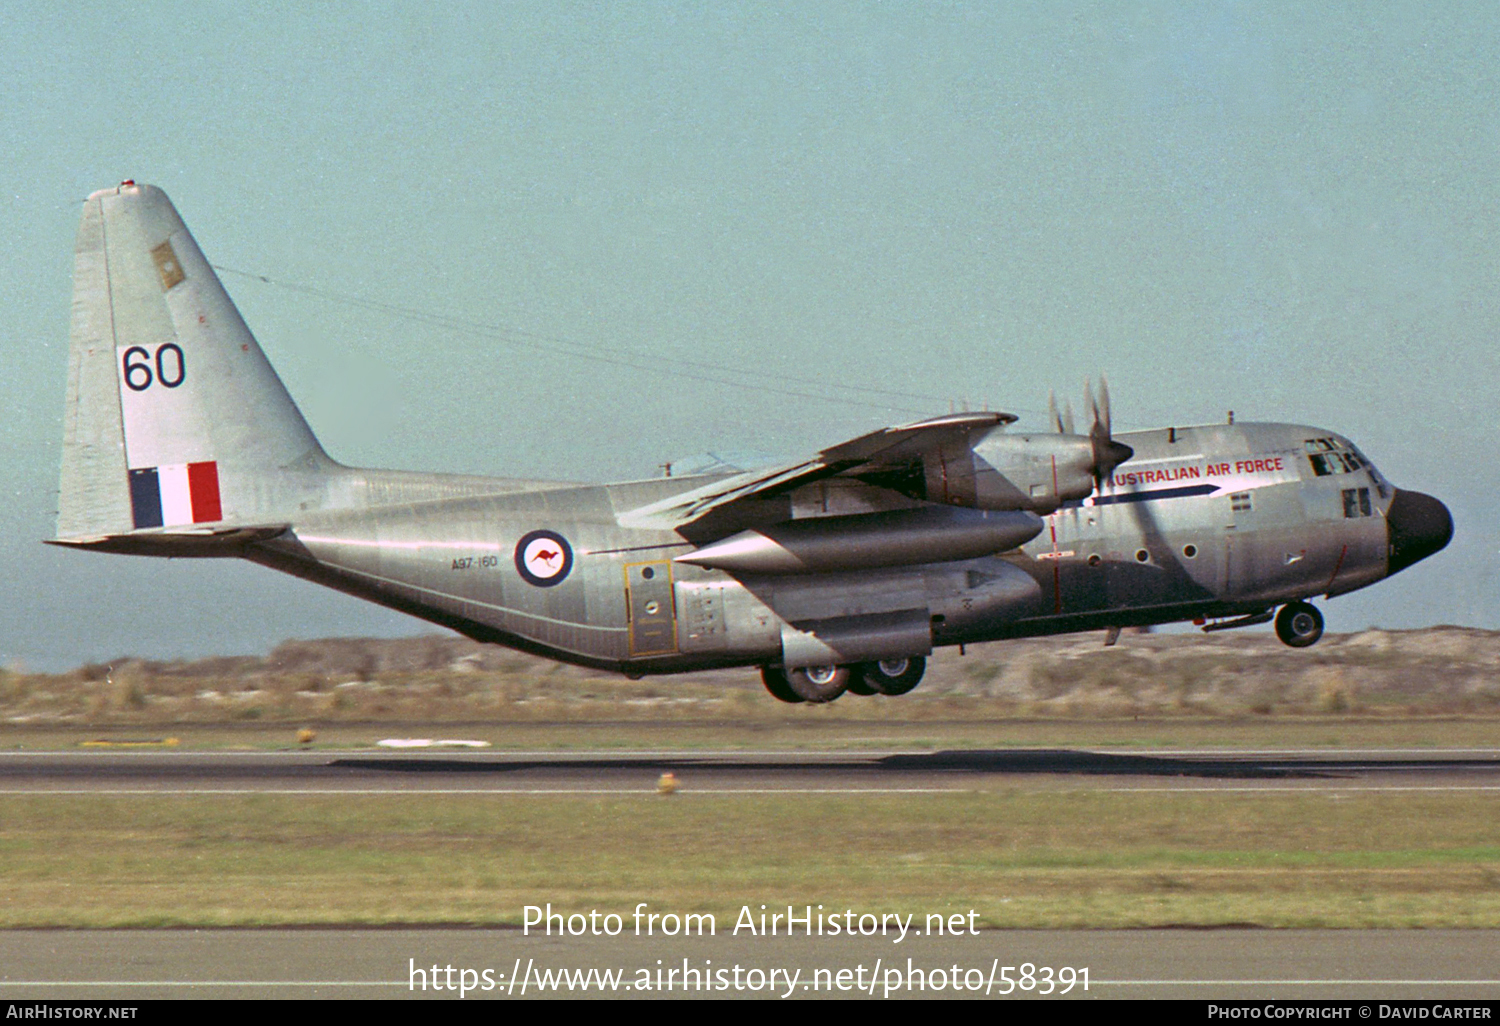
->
{"left": 625, "top": 561, "right": 678, "bottom": 656}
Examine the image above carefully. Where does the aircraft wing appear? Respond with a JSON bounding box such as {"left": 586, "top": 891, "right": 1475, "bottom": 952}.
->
{"left": 618, "top": 411, "right": 1014, "bottom": 530}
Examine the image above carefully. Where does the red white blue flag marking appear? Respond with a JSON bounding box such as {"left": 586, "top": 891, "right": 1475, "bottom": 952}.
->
{"left": 129, "top": 461, "right": 223, "bottom": 529}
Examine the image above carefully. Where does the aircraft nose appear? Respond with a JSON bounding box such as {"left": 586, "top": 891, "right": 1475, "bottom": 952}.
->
{"left": 1386, "top": 489, "right": 1453, "bottom": 575}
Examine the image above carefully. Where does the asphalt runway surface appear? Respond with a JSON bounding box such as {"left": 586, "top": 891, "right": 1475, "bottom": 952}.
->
{"left": 2, "top": 750, "right": 1498, "bottom": 1000}
{"left": 0, "top": 747, "right": 1497, "bottom": 793}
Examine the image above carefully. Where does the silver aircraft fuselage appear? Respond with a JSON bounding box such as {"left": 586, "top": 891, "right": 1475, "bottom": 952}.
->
{"left": 53, "top": 183, "right": 1453, "bottom": 692}
{"left": 213, "top": 420, "right": 1445, "bottom": 675}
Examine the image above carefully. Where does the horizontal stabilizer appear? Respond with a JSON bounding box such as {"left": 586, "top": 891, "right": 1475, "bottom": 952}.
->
{"left": 45, "top": 523, "right": 289, "bottom": 558}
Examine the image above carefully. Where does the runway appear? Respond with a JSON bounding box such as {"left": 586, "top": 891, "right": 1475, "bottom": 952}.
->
{"left": 0, "top": 747, "right": 1497, "bottom": 793}
{"left": 1, "top": 751, "right": 1497, "bottom": 1001}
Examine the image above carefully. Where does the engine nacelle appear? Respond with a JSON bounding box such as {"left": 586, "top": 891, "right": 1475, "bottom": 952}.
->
{"left": 923, "top": 431, "right": 1099, "bottom": 514}
{"left": 676, "top": 506, "right": 1042, "bottom": 575}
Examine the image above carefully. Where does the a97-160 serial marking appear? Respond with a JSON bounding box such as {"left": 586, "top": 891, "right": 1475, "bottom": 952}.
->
{"left": 451, "top": 555, "right": 500, "bottom": 570}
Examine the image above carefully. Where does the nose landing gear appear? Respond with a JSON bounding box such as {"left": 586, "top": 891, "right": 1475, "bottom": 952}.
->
{"left": 1275, "top": 601, "right": 1324, "bottom": 648}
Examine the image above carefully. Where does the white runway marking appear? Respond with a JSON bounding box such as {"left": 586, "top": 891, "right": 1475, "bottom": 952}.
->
{"left": 0, "top": 746, "right": 1497, "bottom": 762}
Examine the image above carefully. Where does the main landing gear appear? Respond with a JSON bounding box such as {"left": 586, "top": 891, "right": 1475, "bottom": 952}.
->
{"left": 1275, "top": 601, "right": 1324, "bottom": 648}
{"left": 858, "top": 658, "right": 927, "bottom": 695}
{"left": 761, "top": 657, "right": 928, "bottom": 704}
{"left": 762, "top": 665, "right": 851, "bottom": 703}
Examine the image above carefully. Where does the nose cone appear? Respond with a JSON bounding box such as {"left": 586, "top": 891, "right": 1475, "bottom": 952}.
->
{"left": 1386, "top": 489, "right": 1453, "bottom": 575}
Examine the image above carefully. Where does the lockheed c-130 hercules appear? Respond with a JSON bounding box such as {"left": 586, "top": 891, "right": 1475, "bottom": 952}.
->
{"left": 51, "top": 183, "right": 1454, "bottom": 703}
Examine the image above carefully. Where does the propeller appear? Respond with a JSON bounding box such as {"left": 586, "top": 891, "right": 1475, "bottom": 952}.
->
{"left": 1047, "top": 391, "right": 1076, "bottom": 435}
{"left": 1084, "top": 376, "right": 1133, "bottom": 484}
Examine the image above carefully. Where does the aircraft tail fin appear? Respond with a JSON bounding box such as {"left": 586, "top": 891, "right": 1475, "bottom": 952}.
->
{"left": 57, "top": 182, "right": 333, "bottom": 542}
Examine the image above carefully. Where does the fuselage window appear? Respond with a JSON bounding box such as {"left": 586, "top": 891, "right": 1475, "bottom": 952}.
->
{"left": 1342, "top": 487, "right": 1373, "bottom": 518}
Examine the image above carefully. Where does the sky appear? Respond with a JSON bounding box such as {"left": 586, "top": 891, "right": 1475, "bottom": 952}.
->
{"left": 1, "top": 2, "right": 1496, "bottom": 671}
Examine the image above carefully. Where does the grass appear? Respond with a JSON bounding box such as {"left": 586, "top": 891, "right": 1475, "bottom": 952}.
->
{"left": 9, "top": 627, "right": 1500, "bottom": 727}
{"left": 2, "top": 791, "right": 1498, "bottom": 929}
{"left": 4, "top": 631, "right": 1498, "bottom": 931}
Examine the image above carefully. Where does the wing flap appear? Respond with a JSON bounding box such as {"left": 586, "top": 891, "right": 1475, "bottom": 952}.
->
{"left": 619, "top": 411, "right": 1014, "bottom": 530}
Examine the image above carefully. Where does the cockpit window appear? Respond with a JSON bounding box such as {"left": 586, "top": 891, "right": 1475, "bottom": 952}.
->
{"left": 1348, "top": 444, "right": 1391, "bottom": 499}
{"left": 1309, "top": 453, "right": 1338, "bottom": 475}
{"left": 1305, "top": 439, "right": 1365, "bottom": 477}
{"left": 1310, "top": 451, "right": 1362, "bottom": 476}
{"left": 1305, "top": 438, "right": 1390, "bottom": 499}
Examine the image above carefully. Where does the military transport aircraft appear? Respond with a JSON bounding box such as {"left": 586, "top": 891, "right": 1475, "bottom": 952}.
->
{"left": 50, "top": 183, "right": 1454, "bottom": 703}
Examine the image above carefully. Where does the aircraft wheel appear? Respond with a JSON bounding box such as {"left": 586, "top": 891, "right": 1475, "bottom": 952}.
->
{"left": 846, "top": 671, "right": 878, "bottom": 696}
{"left": 761, "top": 667, "right": 806, "bottom": 704}
{"left": 783, "top": 665, "right": 850, "bottom": 703}
{"left": 859, "top": 656, "right": 926, "bottom": 696}
{"left": 1275, "top": 602, "right": 1324, "bottom": 648}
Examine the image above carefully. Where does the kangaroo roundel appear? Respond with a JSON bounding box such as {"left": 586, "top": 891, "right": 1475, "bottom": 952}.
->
{"left": 514, "top": 530, "right": 573, "bottom": 587}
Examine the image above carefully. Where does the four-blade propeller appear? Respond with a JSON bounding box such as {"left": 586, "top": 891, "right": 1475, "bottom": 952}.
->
{"left": 1052, "top": 379, "right": 1133, "bottom": 485}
